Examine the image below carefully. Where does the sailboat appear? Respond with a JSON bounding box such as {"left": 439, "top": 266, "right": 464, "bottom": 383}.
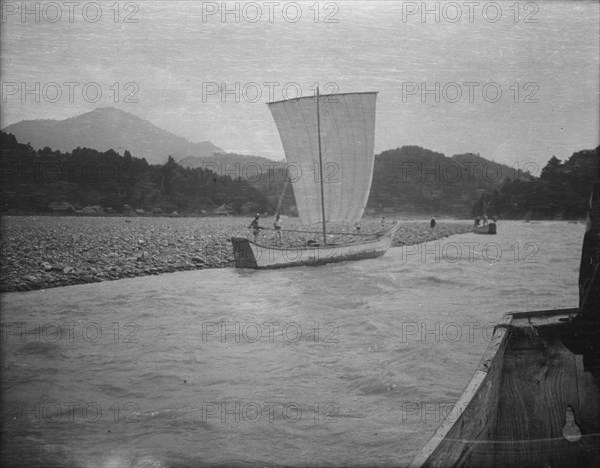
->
{"left": 231, "top": 90, "right": 401, "bottom": 269}
{"left": 473, "top": 203, "right": 497, "bottom": 234}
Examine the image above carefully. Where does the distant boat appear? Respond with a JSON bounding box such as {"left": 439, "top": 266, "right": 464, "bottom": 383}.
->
{"left": 473, "top": 221, "right": 497, "bottom": 234}
{"left": 411, "top": 184, "right": 600, "bottom": 468}
{"left": 231, "top": 90, "right": 401, "bottom": 269}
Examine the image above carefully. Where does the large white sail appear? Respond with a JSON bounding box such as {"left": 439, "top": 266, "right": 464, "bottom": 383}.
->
{"left": 268, "top": 92, "right": 377, "bottom": 226}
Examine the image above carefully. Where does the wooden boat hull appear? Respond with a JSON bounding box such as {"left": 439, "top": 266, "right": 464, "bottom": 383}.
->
{"left": 231, "top": 223, "right": 401, "bottom": 269}
{"left": 473, "top": 223, "right": 497, "bottom": 235}
{"left": 410, "top": 308, "right": 600, "bottom": 468}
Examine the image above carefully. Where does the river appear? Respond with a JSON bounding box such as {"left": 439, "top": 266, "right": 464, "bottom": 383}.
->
{"left": 0, "top": 220, "right": 585, "bottom": 467}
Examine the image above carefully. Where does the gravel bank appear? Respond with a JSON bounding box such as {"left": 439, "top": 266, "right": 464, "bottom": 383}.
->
{"left": 0, "top": 216, "right": 472, "bottom": 292}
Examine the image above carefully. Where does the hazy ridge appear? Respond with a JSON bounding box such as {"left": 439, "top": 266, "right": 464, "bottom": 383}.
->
{"left": 2, "top": 107, "right": 224, "bottom": 165}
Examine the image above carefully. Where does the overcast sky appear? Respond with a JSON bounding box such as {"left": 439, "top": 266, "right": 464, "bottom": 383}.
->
{"left": 1, "top": 0, "right": 598, "bottom": 171}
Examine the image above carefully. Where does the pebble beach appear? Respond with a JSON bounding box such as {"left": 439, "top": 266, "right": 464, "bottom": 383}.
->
{"left": 0, "top": 216, "right": 472, "bottom": 292}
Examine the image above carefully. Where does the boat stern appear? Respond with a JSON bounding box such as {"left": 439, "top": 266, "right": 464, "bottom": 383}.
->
{"left": 230, "top": 237, "right": 259, "bottom": 268}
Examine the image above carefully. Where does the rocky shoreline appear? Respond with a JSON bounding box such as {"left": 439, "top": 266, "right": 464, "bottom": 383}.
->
{"left": 0, "top": 216, "right": 472, "bottom": 293}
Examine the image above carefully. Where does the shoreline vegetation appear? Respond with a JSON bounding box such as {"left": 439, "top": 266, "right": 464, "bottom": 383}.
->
{"left": 0, "top": 211, "right": 589, "bottom": 221}
{"left": 3, "top": 131, "right": 598, "bottom": 221}
{"left": 1, "top": 216, "right": 472, "bottom": 293}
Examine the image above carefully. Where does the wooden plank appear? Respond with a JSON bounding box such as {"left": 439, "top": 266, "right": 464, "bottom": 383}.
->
{"left": 494, "top": 332, "right": 584, "bottom": 468}
{"left": 574, "top": 354, "right": 600, "bottom": 467}
{"left": 477, "top": 316, "right": 511, "bottom": 373}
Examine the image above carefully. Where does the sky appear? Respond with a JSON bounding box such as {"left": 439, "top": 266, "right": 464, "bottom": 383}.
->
{"left": 1, "top": 0, "right": 599, "bottom": 172}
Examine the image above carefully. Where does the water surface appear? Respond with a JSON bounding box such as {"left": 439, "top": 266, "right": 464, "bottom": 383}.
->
{"left": 1, "top": 221, "right": 584, "bottom": 467}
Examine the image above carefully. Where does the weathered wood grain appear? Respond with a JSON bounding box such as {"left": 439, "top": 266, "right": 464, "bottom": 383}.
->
{"left": 410, "top": 309, "right": 600, "bottom": 468}
{"left": 494, "top": 332, "right": 583, "bottom": 467}
{"left": 574, "top": 354, "right": 600, "bottom": 467}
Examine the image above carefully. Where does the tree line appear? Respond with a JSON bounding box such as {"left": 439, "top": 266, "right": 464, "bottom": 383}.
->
{"left": 2, "top": 131, "right": 597, "bottom": 219}
{"left": 471, "top": 147, "right": 599, "bottom": 220}
{"left": 0, "top": 132, "right": 269, "bottom": 214}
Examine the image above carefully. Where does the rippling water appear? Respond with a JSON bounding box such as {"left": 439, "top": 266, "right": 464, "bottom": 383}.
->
{"left": 0, "top": 221, "right": 585, "bottom": 467}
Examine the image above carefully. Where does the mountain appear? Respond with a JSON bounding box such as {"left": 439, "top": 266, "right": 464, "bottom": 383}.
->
{"left": 1, "top": 107, "right": 223, "bottom": 165}
{"left": 451, "top": 152, "right": 534, "bottom": 184}
{"left": 367, "top": 146, "right": 531, "bottom": 216}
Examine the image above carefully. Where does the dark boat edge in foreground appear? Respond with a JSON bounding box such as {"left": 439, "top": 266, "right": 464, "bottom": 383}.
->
{"left": 409, "top": 307, "right": 600, "bottom": 468}
{"left": 411, "top": 183, "right": 600, "bottom": 467}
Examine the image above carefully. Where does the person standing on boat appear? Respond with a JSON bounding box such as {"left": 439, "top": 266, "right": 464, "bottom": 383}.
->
{"left": 430, "top": 217, "right": 436, "bottom": 229}
{"left": 273, "top": 214, "right": 282, "bottom": 245}
{"left": 248, "top": 214, "right": 262, "bottom": 242}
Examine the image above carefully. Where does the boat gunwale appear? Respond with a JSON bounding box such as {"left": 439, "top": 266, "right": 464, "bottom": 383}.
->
{"left": 232, "top": 222, "right": 401, "bottom": 252}
{"left": 507, "top": 308, "right": 579, "bottom": 321}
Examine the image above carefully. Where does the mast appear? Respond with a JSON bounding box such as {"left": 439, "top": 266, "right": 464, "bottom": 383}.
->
{"left": 316, "top": 86, "right": 327, "bottom": 245}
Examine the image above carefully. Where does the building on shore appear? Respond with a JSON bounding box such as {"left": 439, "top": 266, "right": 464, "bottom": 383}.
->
{"left": 212, "top": 204, "right": 235, "bottom": 216}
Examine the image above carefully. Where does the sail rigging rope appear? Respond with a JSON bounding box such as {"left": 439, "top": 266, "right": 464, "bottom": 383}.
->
{"left": 274, "top": 178, "right": 289, "bottom": 218}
